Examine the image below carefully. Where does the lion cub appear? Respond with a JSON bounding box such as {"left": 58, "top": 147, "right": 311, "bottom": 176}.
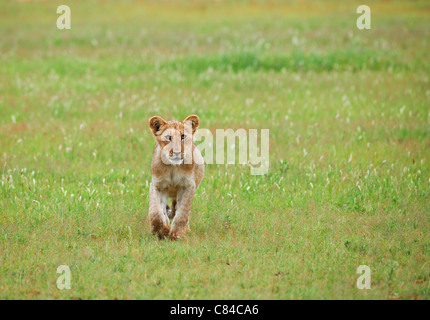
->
{"left": 148, "top": 115, "right": 204, "bottom": 239}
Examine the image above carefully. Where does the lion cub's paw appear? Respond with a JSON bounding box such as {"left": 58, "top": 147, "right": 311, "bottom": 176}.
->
{"left": 169, "top": 229, "right": 187, "bottom": 241}
{"left": 152, "top": 222, "right": 170, "bottom": 240}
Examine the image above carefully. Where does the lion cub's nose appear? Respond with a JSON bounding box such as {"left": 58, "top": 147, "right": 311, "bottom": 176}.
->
{"left": 173, "top": 151, "right": 181, "bottom": 157}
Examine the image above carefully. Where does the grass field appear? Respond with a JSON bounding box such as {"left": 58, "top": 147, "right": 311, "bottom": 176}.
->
{"left": 0, "top": 0, "right": 429, "bottom": 299}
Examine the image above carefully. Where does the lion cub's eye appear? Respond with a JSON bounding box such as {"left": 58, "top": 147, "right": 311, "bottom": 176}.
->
{"left": 181, "top": 135, "right": 186, "bottom": 141}
{"left": 165, "top": 135, "right": 172, "bottom": 141}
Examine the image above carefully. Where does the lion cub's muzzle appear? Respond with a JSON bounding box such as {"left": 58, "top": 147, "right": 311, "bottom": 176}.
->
{"left": 171, "top": 151, "right": 182, "bottom": 159}
{"left": 168, "top": 145, "right": 184, "bottom": 160}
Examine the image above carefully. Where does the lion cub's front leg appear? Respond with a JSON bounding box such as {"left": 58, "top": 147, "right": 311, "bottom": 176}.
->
{"left": 148, "top": 183, "right": 170, "bottom": 239}
{"left": 169, "top": 184, "right": 196, "bottom": 240}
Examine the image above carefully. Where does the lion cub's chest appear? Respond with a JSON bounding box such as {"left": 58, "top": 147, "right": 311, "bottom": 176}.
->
{"left": 154, "top": 169, "right": 193, "bottom": 197}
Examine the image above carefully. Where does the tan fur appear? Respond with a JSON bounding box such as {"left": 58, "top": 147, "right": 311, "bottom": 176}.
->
{"left": 148, "top": 115, "right": 204, "bottom": 240}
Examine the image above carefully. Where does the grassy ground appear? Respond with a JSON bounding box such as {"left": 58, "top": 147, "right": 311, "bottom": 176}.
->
{"left": 0, "top": 0, "right": 429, "bottom": 299}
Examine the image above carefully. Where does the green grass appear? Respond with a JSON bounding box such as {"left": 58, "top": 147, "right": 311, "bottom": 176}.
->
{"left": 0, "top": 0, "right": 429, "bottom": 299}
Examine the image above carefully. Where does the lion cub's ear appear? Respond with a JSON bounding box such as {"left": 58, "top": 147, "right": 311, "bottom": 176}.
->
{"left": 149, "top": 116, "right": 167, "bottom": 136}
{"left": 183, "top": 115, "right": 200, "bottom": 135}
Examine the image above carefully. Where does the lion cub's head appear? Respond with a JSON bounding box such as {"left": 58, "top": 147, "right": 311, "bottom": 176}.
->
{"left": 149, "top": 115, "right": 199, "bottom": 165}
